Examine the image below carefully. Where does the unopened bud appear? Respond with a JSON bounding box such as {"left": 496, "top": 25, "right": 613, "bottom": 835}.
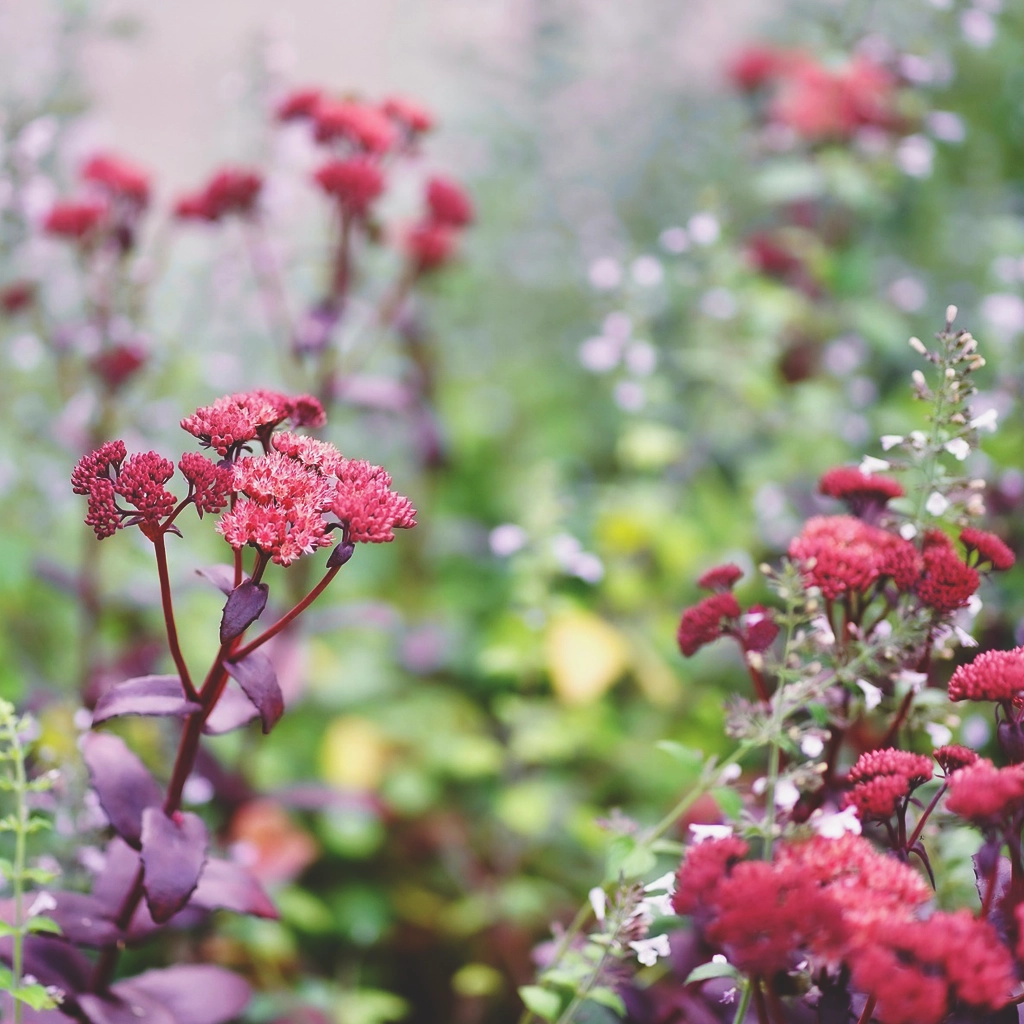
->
{"left": 327, "top": 540, "right": 356, "bottom": 568}
{"left": 911, "top": 370, "right": 927, "bottom": 390}
{"left": 945, "top": 367, "right": 955, "bottom": 379}
{"left": 946, "top": 304, "right": 958, "bottom": 324}
{"left": 908, "top": 336, "right": 928, "bottom": 355}
{"left": 746, "top": 651, "right": 764, "bottom": 672}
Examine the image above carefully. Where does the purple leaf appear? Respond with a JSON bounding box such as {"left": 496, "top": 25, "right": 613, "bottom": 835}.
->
{"left": 219, "top": 580, "right": 269, "bottom": 643}
{"left": 224, "top": 651, "right": 283, "bottom": 733}
{"left": 202, "top": 682, "right": 260, "bottom": 735}
{"left": 79, "top": 992, "right": 176, "bottom": 1024}
{"left": 47, "top": 892, "right": 122, "bottom": 947}
{"left": 113, "top": 965, "right": 251, "bottom": 1024}
{"left": 196, "top": 564, "right": 245, "bottom": 596}
{"left": 92, "top": 675, "right": 200, "bottom": 725}
{"left": 82, "top": 733, "right": 162, "bottom": 849}
{"left": 191, "top": 859, "right": 278, "bottom": 919}
{"left": 90, "top": 838, "right": 140, "bottom": 915}
{"left": 0, "top": 924, "right": 91, "bottom": 994}
{"left": 139, "top": 808, "right": 208, "bottom": 924}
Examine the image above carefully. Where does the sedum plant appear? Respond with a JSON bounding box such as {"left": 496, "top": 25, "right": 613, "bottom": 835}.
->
{"left": 521, "top": 310, "right": 1024, "bottom": 1024}
{"left": 0, "top": 388, "right": 415, "bottom": 1022}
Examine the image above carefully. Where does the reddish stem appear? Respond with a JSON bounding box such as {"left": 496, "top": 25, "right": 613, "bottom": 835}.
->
{"left": 905, "top": 782, "right": 947, "bottom": 851}
{"left": 228, "top": 565, "right": 340, "bottom": 663}
{"left": 880, "top": 689, "right": 915, "bottom": 748}
{"left": 153, "top": 530, "right": 196, "bottom": 699}
{"left": 856, "top": 995, "right": 877, "bottom": 1024}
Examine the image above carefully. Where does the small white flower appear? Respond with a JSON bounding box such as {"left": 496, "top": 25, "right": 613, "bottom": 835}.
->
{"left": 811, "top": 805, "right": 862, "bottom": 839}
{"left": 774, "top": 779, "right": 800, "bottom": 810}
{"left": 909, "top": 430, "right": 927, "bottom": 447}
{"left": 857, "top": 679, "right": 883, "bottom": 710}
{"left": 899, "top": 523, "right": 918, "bottom": 541}
{"left": 752, "top": 776, "right": 767, "bottom": 796}
{"left": 630, "top": 933, "right": 671, "bottom": 966}
{"left": 925, "top": 491, "right": 949, "bottom": 516}
{"left": 898, "top": 670, "right": 929, "bottom": 693}
{"left": 873, "top": 620, "right": 893, "bottom": 640}
{"left": 689, "top": 823, "right": 734, "bottom": 844}
{"left": 859, "top": 455, "right": 890, "bottom": 474}
{"left": 970, "top": 408, "right": 998, "bottom": 432}
{"left": 718, "top": 763, "right": 742, "bottom": 784}
{"left": 28, "top": 891, "right": 57, "bottom": 917}
{"left": 925, "top": 722, "right": 953, "bottom": 747}
{"left": 641, "top": 891, "right": 675, "bottom": 918}
{"left": 644, "top": 872, "right": 676, "bottom": 894}
{"left": 880, "top": 434, "right": 904, "bottom": 451}
{"left": 688, "top": 212, "right": 720, "bottom": 246}
{"left": 946, "top": 304, "right": 959, "bottom": 324}
{"left": 721, "top": 987, "right": 738, "bottom": 1005}
{"left": 953, "top": 625, "right": 979, "bottom": 648}
{"left": 801, "top": 734, "right": 825, "bottom": 758}
{"left": 967, "top": 594, "right": 983, "bottom": 617}
{"left": 589, "top": 887, "right": 606, "bottom": 923}
{"left": 810, "top": 615, "right": 836, "bottom": 647}
{"left": 712, "top": 954, "right": 729, "bottom": 964}
{"left": 944, "top": 438, "right": 970, "bottom": 461}
{"left": 489, "top": 523, "right": 528, "bottom": 557}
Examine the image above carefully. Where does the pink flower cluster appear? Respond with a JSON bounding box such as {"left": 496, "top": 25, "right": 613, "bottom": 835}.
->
{"left": 729, "top": 46, "right": 902, "bottom": 141}
{"left": 676, "top": 834, "right": 1015, "bottom": 1024}
{"left": 75, "top": 389, "right": 415, "bottom": 562}
{"left": 180, "top": 390, "right": 325, "bottom": 458}
{"left": 174, "top": 168, "right": 264, "bottom": 222}
{"left": 844, "top": 748, "right": 933, "bottom": 820}
{"left": 44, "top": 152, "right": 151, "bottom": 242}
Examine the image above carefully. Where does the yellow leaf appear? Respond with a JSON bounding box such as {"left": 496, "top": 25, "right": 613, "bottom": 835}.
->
{"left": 320, "top": 716, "right": 389, "bottom": 791}
{"left": 546, "top": 611, "right": 629, "bottom": 705}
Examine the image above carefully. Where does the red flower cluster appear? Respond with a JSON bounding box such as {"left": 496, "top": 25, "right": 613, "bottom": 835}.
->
{"left": 175, "top": 168, "right": 264, "bottom": 222}
{"left": 426, "top": 176, "right": 475, "bottom": 229}
{"left": 696, "top": 563, "right": 743, "bottom": 591}
{"left": 676, "top": 593, "right": 741, "bottom": 657}
{"left": 382, "top": 95, "right": 434, "bottom": 135}
{"left": 313, "top": 157, "right": 385, "bottom": 216}
{"left": 178, "top": 453, "right": 233, "bottom": 516}
{"left": 313, "top": 99, "right": 397, "bottom": 153}
{"left": 945, "top": 758, "right": 1024, "bottom": 825}
{"left": 915, "top": 530, "right": 979, "bottom": 612}
{"left": 218, "top": 436, "right": 416, "bottom": 564}
{"left": 72, "top": 440, "right": 128, "bottom": 539}
{"left": 844, "top": 748, "right": 933, "bottom": 820}
{"left": 81, "top": 153, "right": 151, "bottom": 206}
{"left": 730, "top": 48, "right": 900, "bottom": 141}
{"left": 45, "top": 150, "right": 151, "bottom": 243}
{"left": 789, "top": 515, "right": 919, "bottom": 600}
{"left": 948, "top": 647, "right": 1024, "bottom": 703}
{"left": 44, "top": 200, "right": 107, "bottom": 241}
{"left": 849, "top": 911, "right": 1015, "bottom": 1024}
{"left": 331, "top": 459, "right": 417, "bottom": 544}
{"left": 114, "top": 452, "right": 177, "bottom": 534}
{"left": 180, "top": 390, "right": 325, "bottom": 458}
{"left": 960, "top": 526, "right": 1015, "bottom": 571}
{"left": 819, "top": 466, "right": 904, "bottom": 519}
{"left": 680, "top": 834, "right": 1012, "bottom": 1024}
{"left": 933, "top": 744, "right": 979, "bottom": 775}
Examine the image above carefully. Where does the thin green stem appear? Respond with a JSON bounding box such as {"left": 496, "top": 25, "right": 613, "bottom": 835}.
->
{"left": 731, "top": 979, "right": 753, "bottom": 1024}
{"left": 763, "top": 741, "right": 780, "bottom": 861}
{"left": 10, "top": 720, "right": 25, "bottom": 1024}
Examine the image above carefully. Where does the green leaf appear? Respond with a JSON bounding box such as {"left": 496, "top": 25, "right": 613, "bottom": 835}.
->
{"left": 21, "top": 868, "right": 58, "bottom": 884}
{"left": 518, "top": 985, "right": 562, "bottom": 1021}
{"left": 655, "top": 742, "right": 704, "bottom": 776}
{"left": 619, "top": 843, "right": 657, "bottom": 880}
{"left": 26, "top": 916, "right": 61, "bottom": 935}
{"left": 685, "top": 961, "right": 742, "bottom": 985}
{"left": 0, "top": 922, "right": 17, "bottom": 937}
{"left": 711, "top": 787, "right": 744, "bottom": 820}
{"left": 588, "top": 987, "right": 626, "bottom": 1016}
{"left": 14, "top": 983, "right": 61, "bottom": 1010}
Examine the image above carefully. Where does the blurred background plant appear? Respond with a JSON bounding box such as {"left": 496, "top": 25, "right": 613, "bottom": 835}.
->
{"left": 3, "top": 0, "right": 1024, "bottom": 1021}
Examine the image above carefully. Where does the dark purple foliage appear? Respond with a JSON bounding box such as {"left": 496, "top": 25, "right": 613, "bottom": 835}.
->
{"left": 202, "top": 682, "right": 259, "bottom": 735}
{"left": 82, "top": 733, "right": 162, "bottom": 849}
{"left": 224, "top": 650, "right": 283, "bottom": 733}
{"left": 219, "top": 579, "right": 269, "bottom": 642}
{"left": 92, "top": 675, "right": 200, "bottom": 724}
{"left": 113, "top": 964, "right": 250, "bottom": 1024}
{"left": 191, "top": 859, "right": 278, "bottom": 919}
{"left": 139, "top": 809, "right": 208, "bottom": 923}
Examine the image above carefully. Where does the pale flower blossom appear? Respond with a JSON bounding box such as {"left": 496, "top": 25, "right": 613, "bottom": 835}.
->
{"left": 689, "top": 823, "right": 734, "bottom": 844}
{"left": 944, "top": 438, "right": 970, "bottom": 461}
{"left": 925, "top": 491, "right": 949, "bottom": 516}
{"left": 857, "top": 679, "right": 883, "bottom": 710}
{"left": 811, "top": 805, "right": 862, "bottom": 839}
{"left": 630, "top": 933, "right": 671, "bottom": 966}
